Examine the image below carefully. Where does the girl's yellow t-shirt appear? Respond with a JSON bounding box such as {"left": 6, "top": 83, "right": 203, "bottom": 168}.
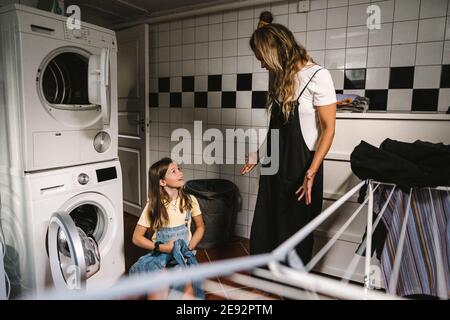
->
{"left": 137, "top": 195, "right": 202, "bottom": 241}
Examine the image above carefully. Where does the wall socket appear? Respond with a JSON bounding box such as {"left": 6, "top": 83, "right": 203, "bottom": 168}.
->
{"left": 298, "top": 0, "right": 310, "bottom": 12}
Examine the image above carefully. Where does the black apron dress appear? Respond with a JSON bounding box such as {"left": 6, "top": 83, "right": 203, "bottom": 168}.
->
{"left": 250, "top": 68, "right": 324, "bottom": 265}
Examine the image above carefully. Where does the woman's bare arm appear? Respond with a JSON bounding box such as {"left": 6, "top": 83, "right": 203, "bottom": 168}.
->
{"left": 308, "top": 103, "right": 336, "bottom": 175}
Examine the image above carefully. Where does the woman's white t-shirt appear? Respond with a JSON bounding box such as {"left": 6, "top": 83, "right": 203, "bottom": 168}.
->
{"left": 295, "top": 63, "right": 337, "bottom": 151}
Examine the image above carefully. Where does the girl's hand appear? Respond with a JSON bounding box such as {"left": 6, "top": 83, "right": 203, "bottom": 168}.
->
{"left": 160, "top": 240, "right": 175, "bottom": 253}
{"left": 295, "top": 169, "right": 316, "bottom": 205}
{"left": 240, "top": 152, "right": 259, "bottom": 175}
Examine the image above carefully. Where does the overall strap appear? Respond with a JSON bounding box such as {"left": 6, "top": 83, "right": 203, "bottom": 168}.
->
{"left": 185, "top": 208, "right": 191, "bottom": 225}
{"left": 295, "top": 67, "right": 324, "bottom": 103}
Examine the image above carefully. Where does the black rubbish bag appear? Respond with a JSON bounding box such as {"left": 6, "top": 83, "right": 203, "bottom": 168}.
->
{"left": 184, "top": 179, "right": 239, "bottom": 249}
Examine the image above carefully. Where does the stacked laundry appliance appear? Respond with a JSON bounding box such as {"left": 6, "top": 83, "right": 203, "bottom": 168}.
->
{"left": 0, "top": 4, "right": 124, "bottom": 298}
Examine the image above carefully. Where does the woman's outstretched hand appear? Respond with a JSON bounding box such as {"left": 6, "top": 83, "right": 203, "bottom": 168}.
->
{"left": 295, "top": 169, "right": 316, "bottom": 205}
{"left": 240, "top": 152, "right": 259, "bottom": 175}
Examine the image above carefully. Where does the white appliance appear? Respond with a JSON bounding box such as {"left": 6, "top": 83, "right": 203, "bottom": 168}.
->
{"left": 0, "top": 160, "right": 124, "bottom": 298}
{"left": 0, "top": 4, "right": 118, "bottom": 172}
{"left": 0, "top": 243, "right": 6, "bottom": 299}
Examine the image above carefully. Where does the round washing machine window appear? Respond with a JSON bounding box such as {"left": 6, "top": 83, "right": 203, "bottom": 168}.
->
{"left": 60, "top": 192, "right": 117, "bottom": 255}
{"left": 46, "top": 192, "right": 117, "bottom": 261}
{"left": 36, "top": 47, "right": 102, "bottom": 128}
{"left": 68, "top": 204, "right": 106, "bottom": 244}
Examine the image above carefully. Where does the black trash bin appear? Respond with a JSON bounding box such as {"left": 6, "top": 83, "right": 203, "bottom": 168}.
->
{"left": 184, "top": 179, "right": 239, "bottom": 249}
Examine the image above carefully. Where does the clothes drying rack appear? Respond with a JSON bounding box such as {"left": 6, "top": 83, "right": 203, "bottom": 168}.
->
{"left": 26, "top": 180, "right": 449, "bottom": 300}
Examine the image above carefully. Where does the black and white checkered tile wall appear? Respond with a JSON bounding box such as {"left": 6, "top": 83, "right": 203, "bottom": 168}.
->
{"left": 150, "top": 65, "right": 450, "bottom": 111}
{"left": 150, "top": 74, "right": 269, "bottom": 109}
{"left": 148, "top": 0, "right": 450, "bottom": 113}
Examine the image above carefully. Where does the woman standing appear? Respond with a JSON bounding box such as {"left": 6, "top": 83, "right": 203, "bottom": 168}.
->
{"left": 241, "top": 12, "right": 337, "bottom": 264}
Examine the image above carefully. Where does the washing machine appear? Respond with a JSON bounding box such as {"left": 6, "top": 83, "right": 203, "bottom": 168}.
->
{"left": 0, "top": 160, "right": 124, "bottom": 298}
{"left": 0, "top": 4, "right": 118, "bottom": 172}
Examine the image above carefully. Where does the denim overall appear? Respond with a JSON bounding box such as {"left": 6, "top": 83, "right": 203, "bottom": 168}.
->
{"left": 129, "top": 209, "right": 204, "bottom": 298}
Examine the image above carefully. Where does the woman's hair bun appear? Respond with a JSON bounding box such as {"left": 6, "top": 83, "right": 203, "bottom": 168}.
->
{"left": 259, "top": 11, "right": 273, "bottom": 24}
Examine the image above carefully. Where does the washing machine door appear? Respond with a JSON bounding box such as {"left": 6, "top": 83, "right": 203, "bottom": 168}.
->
{"left": 47, "top": 212, "right": 100, "bottom": 291}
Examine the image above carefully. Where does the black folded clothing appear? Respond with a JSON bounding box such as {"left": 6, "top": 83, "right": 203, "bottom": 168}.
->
{"left": 350, "top": 139, "right": 450, "bottom": 191}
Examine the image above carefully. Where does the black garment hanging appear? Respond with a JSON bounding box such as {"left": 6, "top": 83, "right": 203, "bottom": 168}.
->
{"left": 351, "top": 139, "right": 450, "bottom": 191}
{"left": 250, "top": 68, "right": 324, "bottom": 265}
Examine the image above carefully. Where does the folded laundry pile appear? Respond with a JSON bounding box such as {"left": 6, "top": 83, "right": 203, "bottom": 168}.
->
{"left": 335, "top": 94, "right": 370, "bottom": 112}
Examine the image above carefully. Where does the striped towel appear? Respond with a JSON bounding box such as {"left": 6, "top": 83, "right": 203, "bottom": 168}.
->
{"left": 374, "top": 185, "right": 450, "bottom": 298}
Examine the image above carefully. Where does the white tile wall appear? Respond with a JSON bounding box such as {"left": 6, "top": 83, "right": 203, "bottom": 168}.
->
{"left": 368, "top": 23, "right": 393, "bottom": 46}
{"left": 147, "top": 0, "right": 450, "bottom": 239}
{"left": 306, "top": 30, "right": 326, "bottom": 50}
{"left": 415, "top": 42, "right": 444, "bottom": 65}
{"left": 345, "top": 47, "right": 367, "bottom": 68}
{"left": 222, "top": 56, "right": 237, "bottom": 74}
{"left": 326, "top": 28, "right": 347, "bottom": 49}
{"left": 347, "top": 4, "right": 365, "bottom": 27}
{"left": 289, "top": 13, "right": 307, "bottom": 32}
{"left": 387, "top": 89, "right": 413, "bottom": 111}
{"left": 390, "top": 44, "right": 417, "bottom": 66}
{"left": 346, "top": 26, "right": 368, "bottom": 47}
{"left": 420, "top": 0, "right": 448, "bottom": 19}
{"left": 329, "top": 69, "right": 345, "bottom": 89}
{"left": 367, "top": 45, "right": 391, "bottom": 67}
{"left": 307, "top": 9, "right": 327, "bottom": 30}
{"left": 223, "top": 39, "right": 238, "bottom": 57}
{"left": 438, "top": 88, "right": 450, "bottom": 111}
{"left": 325, "top": 49, "right": 346, "bottom": 69}
{"left": 444, "top": 41, "right": 450, "bottom": 63}
{"left": 252, "top": 73, "right": 269, "bottom": 90}
{"left": 327, "top": 7, "right": 348, "bottom": 28}
{"left": 195, "top": 59, "right": 208, "bottom": 75}
{"left": 417, "top": 17, "right": 446, "bottom": 42}
{"left": 209, "top": 58, "right": 223, "bottom": 74}
{"left": 237, "top": 55, "right": 254, "bottom": 73}
{"left": 223, "top": 21, "right": 238, "bottom": 39}
{"left": 413, "top": 65, "right": 442, "bottom": 88}
{"left": 378, "top": 0, "right": 395, "bottom": 24}
{"left": 238, "top": 19, "right": 254, "bottom": 38}
{"left": 394, "top": 0, "right": 420, "bottom": 21}
{"left": 365, "top": 68, "right": 390, "bottom": 89}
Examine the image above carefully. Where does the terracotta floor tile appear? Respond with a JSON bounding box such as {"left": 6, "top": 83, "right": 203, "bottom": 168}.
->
{"left": 205, "top": 242, "right": 248, "bottom": 261}
{"left": 123, "top": 212, "right": 149, "bottom": 272}
{"left": 218, "top": 271, "right": 253, "bottom": 289}
{"left": 195, "top": 249, "right": 209, "bottom": 263}
{"left": 205, "top": 292, "right": 227, "bottom": 300}
{"left": 220, "top": 285, "right": 283, "bottom": 300}
{"left": 240, "top": 238, "right": 250, "bottom": 253}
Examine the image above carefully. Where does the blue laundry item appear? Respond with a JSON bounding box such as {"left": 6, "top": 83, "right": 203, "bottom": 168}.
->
{"left": 129, "top": 209, "right": 204, "bottom": 299}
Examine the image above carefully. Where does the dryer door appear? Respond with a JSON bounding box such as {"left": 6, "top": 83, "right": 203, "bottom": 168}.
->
{"left": 47, "top": 212, "right": 100, "bottom": 291}
{"left": 88, "top": 48, "right": 111, "bottom": 127}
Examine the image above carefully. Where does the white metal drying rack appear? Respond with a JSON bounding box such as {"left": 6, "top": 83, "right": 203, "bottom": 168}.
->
{"left": 25, "top": 180, "right": 449, "bottom": 300}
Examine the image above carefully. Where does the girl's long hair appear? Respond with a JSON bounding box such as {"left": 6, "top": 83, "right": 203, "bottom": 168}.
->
{"left": 250, "top": 11, "right": 315, "bottom": 123}
{"left": 147, "top": 157, "right": 192, "bottom": 232}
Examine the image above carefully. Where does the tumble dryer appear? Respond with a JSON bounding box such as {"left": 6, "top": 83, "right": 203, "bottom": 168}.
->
{"left": 0, "top": 4, "right": 118, "bottom": 172}
{"left": 0, "top": 160, "right": 124, "bottom": 298}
